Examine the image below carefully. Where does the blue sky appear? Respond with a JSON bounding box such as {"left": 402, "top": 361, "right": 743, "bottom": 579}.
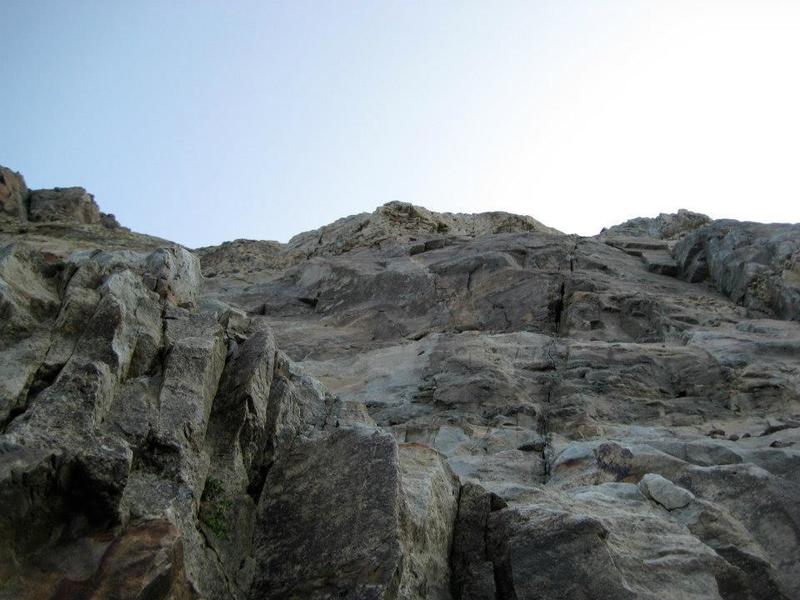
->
{"left": 2, "top": 1, "right": 798, "bottom": 247}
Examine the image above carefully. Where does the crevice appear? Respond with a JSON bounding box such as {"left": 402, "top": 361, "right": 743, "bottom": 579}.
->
{"left": 58, "top": 262, "right": 81, "bottom": 300}
{"left": 486, "top": 498, "right": 514, "bottom": 600}
{"left": 1, "top": 404, "right": 27, "bottom": 432}
{"left": 321, "top": 393, "right": 338, "bottom": 430}
{"left": 539, "top": 385, "right": 553, "bottom": 483}
{"left": 131, "top": 432, "right": 182, "bottom": 476}
{"left": 450, "top": 480, "right": 512, "bottom": 600}
{"left": 487, "top": 299, "right": 512, "bottom": 330}
{"left": 297, "top": 295, "right": 318, "bottom": 308}
{"left": 493, "top": 562, "right": 519, "bottom": 600}
{"left": 148, "top": 306, "right": 173, "bottom": 381}
{"left": 1, "top": 331, "right": 67, "bottom": 431}
{"left": 466, "top": 265, "right": 480, "bottom": 292}
{"left": 196, "top": 511, "right": 241, "bottom": 600}
{"left": 539, "top": 337, "right": 566, "bottom": 484}
{"left": 552, "top": 280, "right": 566, "bottom": 336}
{"left": 447, "top": 482, "right": 464, "bottom": 600}
{"left": 246, "top": 459, "right": 273, "bottom": 502}
{"left": 13, "top": 359, "right": 63, "bottom": 421}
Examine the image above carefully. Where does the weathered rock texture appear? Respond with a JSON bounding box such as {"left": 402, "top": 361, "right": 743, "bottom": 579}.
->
{"left": 1, "top": 165, "right": 799, "bottom": 599}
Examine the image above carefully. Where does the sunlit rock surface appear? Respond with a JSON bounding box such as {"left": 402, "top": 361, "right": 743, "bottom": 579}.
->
{"left": 1, "top": 164, "right": 799, "bottom": 599}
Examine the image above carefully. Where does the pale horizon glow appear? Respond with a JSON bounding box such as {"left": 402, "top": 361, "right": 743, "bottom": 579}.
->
{"left": 2, "top": 1, "right": 799, "bottom": 247}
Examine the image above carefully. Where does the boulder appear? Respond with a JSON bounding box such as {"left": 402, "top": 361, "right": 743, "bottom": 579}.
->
{"left": 251, "top": 430, "right": 459, "bottom": 599}
{"left": 250, "top": 428, "right": 406, "bottom": 599}
{"left": 486, "top": 485, "right": 734, "bottom": 599}
{"left": 638, "top": 472, "right": 695, "bottom": 509}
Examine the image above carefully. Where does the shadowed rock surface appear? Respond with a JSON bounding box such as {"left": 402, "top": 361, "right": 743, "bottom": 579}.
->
{"left": 1, "top": 164, "right": 799, "bottom": 599}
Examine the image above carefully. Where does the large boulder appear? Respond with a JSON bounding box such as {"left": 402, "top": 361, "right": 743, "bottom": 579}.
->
{"left": 251, "top": 430, "right": 459, "bottom": 599}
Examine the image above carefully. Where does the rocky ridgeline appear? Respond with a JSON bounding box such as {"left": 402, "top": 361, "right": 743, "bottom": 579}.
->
{"left": 1, "top": 165, "right": 799, "bottom": 599}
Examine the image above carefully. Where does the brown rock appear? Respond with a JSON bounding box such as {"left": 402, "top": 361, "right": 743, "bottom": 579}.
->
{"left": 0, "top": 166, "right": 27, "bottom": 223}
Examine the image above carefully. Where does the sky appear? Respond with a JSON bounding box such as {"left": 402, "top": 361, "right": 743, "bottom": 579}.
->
{"left": 2, "top": 1, "right": 798, "bottom": 248}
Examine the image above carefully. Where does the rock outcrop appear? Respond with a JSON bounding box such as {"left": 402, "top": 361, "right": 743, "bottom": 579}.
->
{"left": 0, "top": 167, "right": 28, "bottom": 223}
{"left": 673, "top": 220, "right": 800, "bottom": 319}
{"left": 1, "top": 164, "right": 799, "bottom": 599}
{"left": 600, "top": 208, "right": 711, "bottom": 240}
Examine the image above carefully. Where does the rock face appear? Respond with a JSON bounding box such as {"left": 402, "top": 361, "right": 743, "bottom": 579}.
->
{"left": 0, "top": 167, "right": 28, "bottom": 223}
{"left": 28, "top": 187, "right": 102, "bottom": 225}
{"left": 1, "top": 164, "right": 799, "bottom": 599}
{"left": 600, "top": 208, "right": 711, "bottom": 240}
{"left": 674, "top": 220, "right": 800, "bottom": 319}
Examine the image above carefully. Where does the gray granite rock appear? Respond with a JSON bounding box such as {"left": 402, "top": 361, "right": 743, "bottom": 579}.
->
{"left": 639, "top": 472, "right": 695, "bottom": 509}
{"left": 673, "top": 220, "right": 800, "bottom": 319}
{"left": 2, "top": 165, "right": 800, "bottom": 599}
{"left": 600, "top": 208, "right": 711, "bottom": 240}
{"left": 251, "top": 430, "right": 458, "bottom": 599}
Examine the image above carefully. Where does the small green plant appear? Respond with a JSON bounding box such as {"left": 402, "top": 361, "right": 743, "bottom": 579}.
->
{"left": 203, "top": 477, "right": 225, "bottom": 501}
{"left": 201, "top": 477, "right": 231, "bottom": 539}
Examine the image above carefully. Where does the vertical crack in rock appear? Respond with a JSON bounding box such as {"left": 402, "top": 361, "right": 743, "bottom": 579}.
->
{"left": 449, "top": 482, "right": 510, "bottom": 600}
{"left": 466, "top": 264, "right": 480, "bottom": 292}
{"left": 553, "top": 280, "right": 566, "bottom": 335}
{"left": 539, "top": 336, "right": 565, "bottom": 485}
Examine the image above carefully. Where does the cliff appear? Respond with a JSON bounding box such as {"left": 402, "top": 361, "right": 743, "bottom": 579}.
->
{"left": 1, "top": 165, "right": 799, "bottom": 599}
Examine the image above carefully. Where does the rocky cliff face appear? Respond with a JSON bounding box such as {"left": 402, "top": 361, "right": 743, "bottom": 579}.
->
{"left": 1, "top": 166, "right": 799, "bottom": 599}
